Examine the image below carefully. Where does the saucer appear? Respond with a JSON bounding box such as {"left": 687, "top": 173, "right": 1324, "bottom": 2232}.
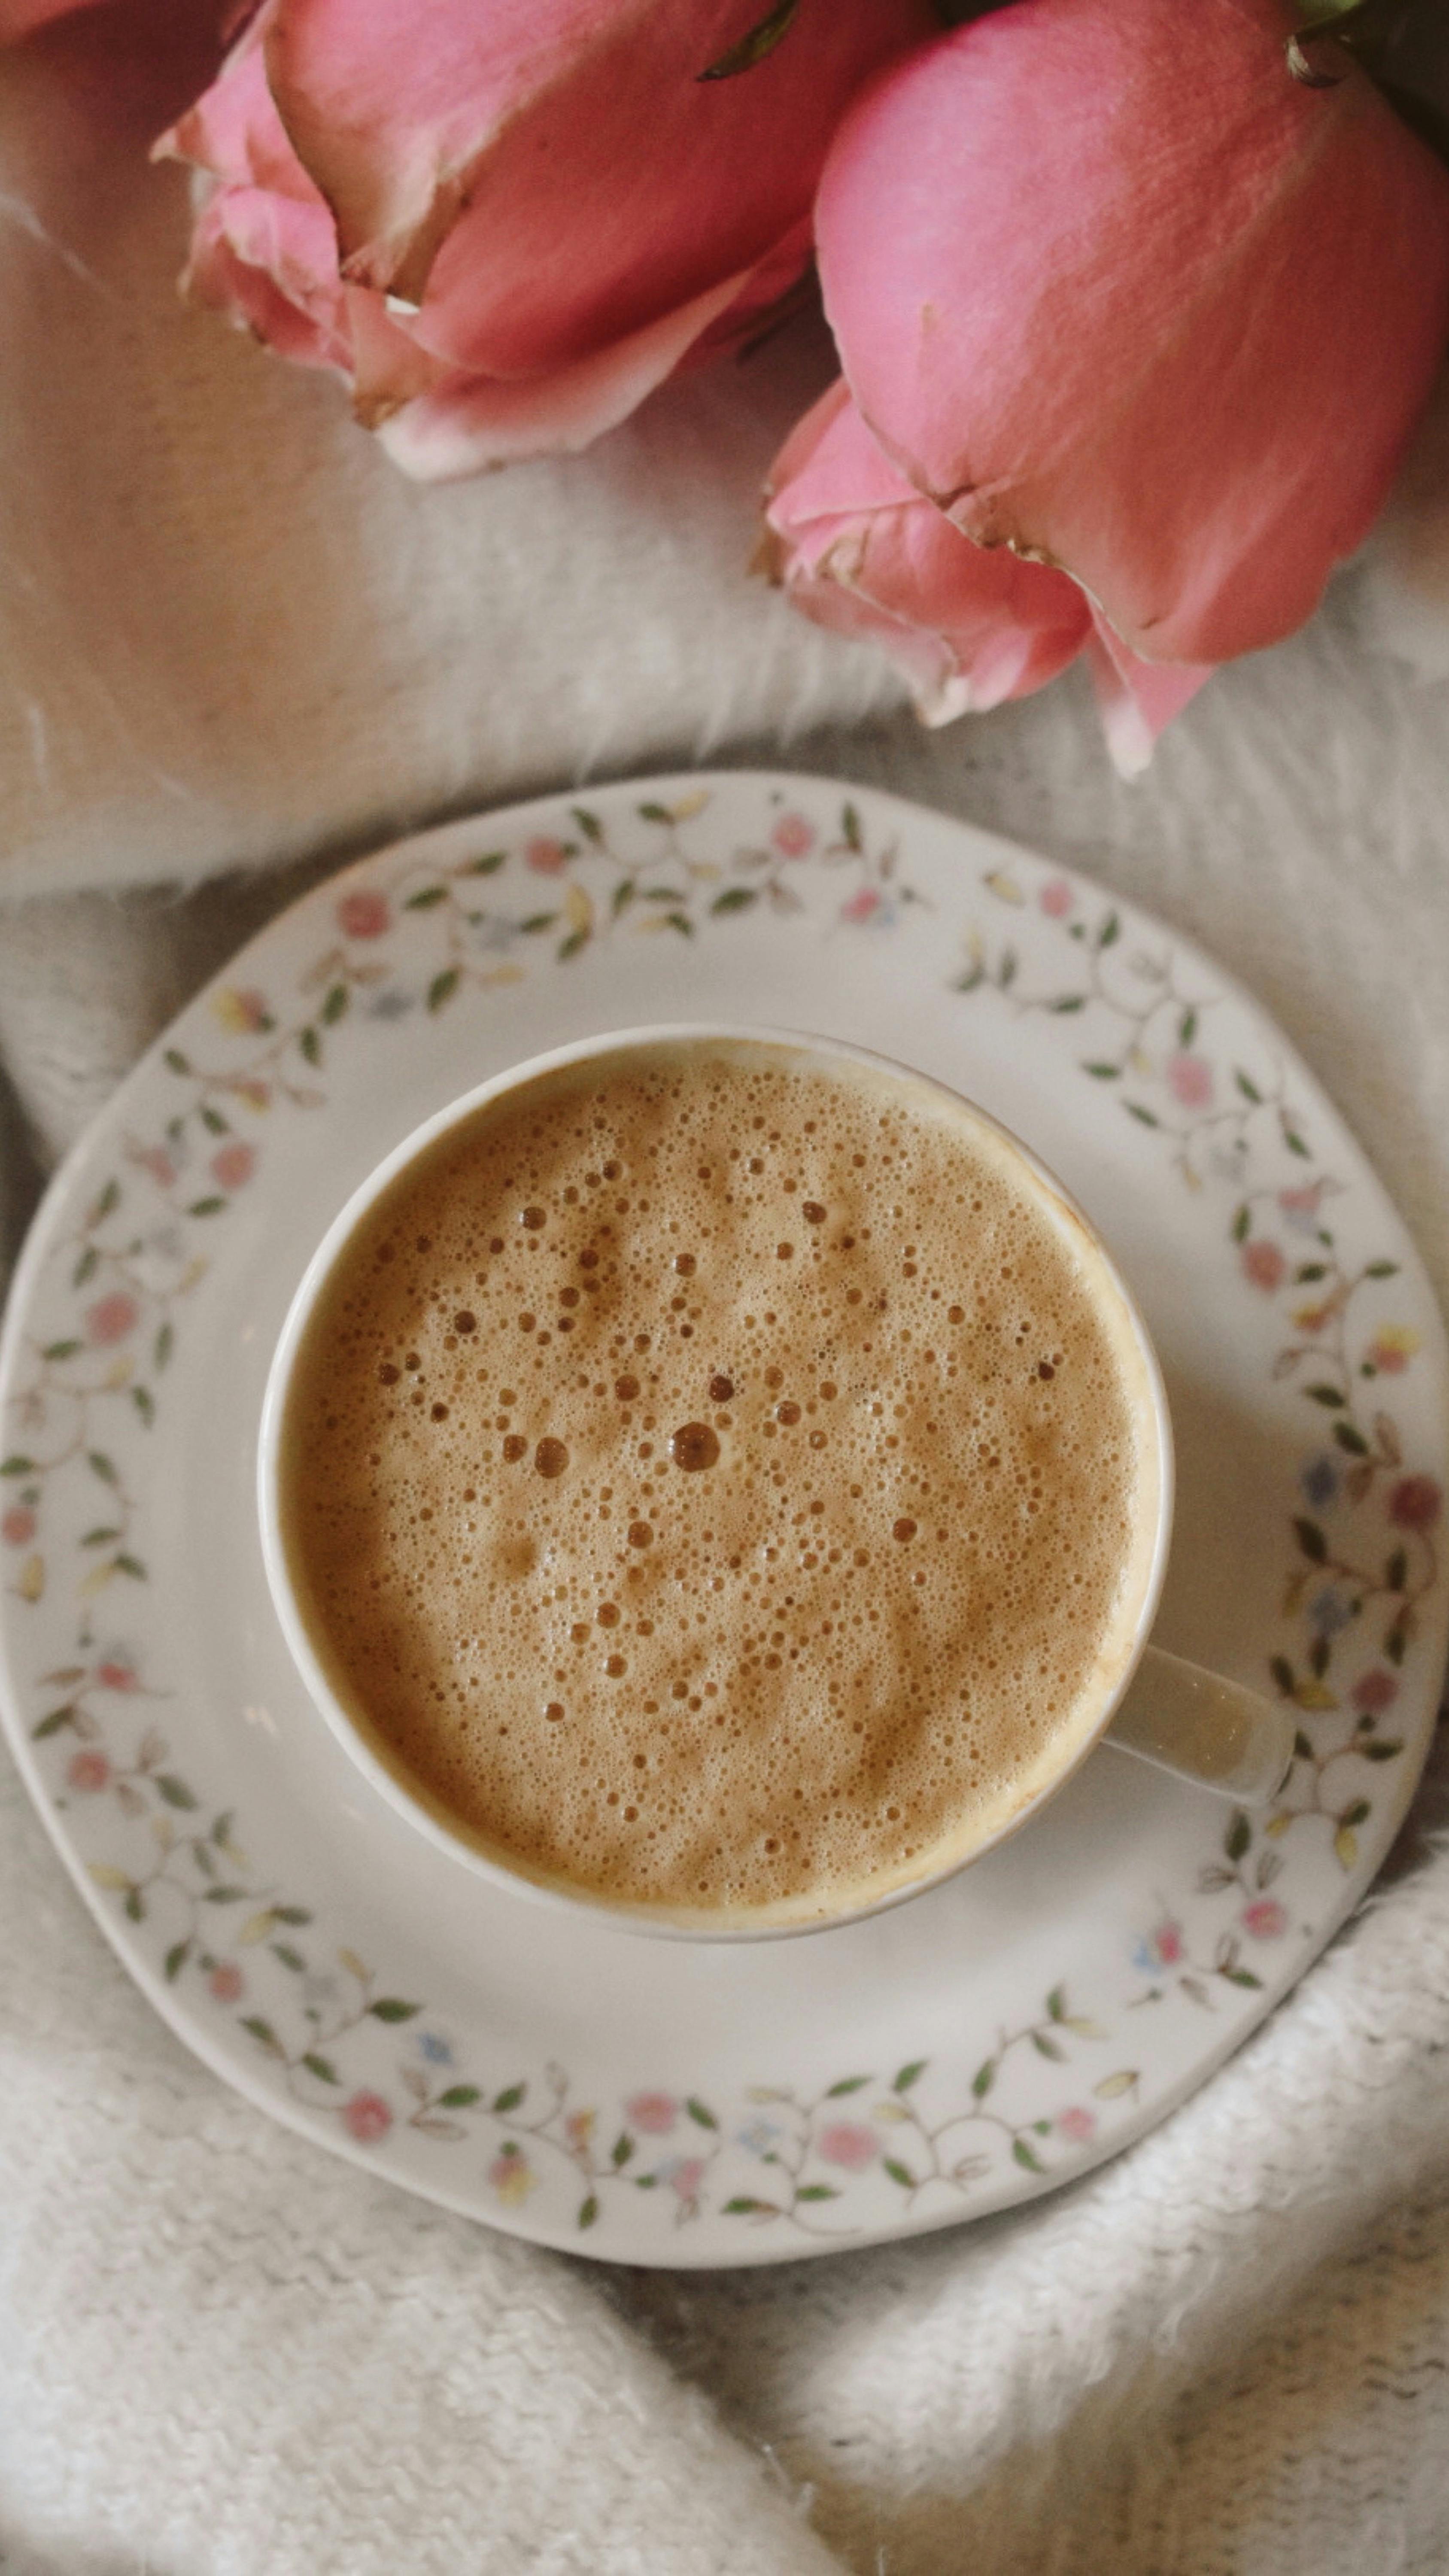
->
{"left": 2, "top": 773, "right": 1445, "bottom": 2269}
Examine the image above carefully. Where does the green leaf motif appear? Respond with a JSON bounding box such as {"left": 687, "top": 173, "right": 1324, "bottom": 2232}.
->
{"left": 1225, "top": 1809, "right": 1251, "bottom": 1864}
{"left": 1235, "top": 1069, "right": 1263, "bottom": 1104}
{"left": 465, "top": 850, "right": 506, "bottom": 875}
{"left": 1232, "top": 1206, "right": 1252, "bottom": 1243}
{"left": 711, "top": 886, "right": 757, "bottom": 914}
{"left": 31, "top": 1705, "right": 76, "bottom": 1739}
{"left": 1333, "top": 1422, "right": 1369, "bottom": 1456}
{"left": 636, "top": 801, "right": 672, "bottom": 824}
{"left": 154, "top": 1322, "right": 173, "bottom": 1372}
{"left": 271, "top": 1904, "right": 312, "bottom": 1926}
{"left": 572, "top": 807, "right": 603, "bottom": 844}
{"left": 492, "top": 2083, "right": 526, "bottom": 2114}
{"left": 1293, "top": 1517, "right": 1328, "bottom": 1564}
{"left": 321, "top": 984, "right": 350, "bottom": 1024}
{"left": 163, "top": 1049, "right": 191, "bottom": 1078}
{"left": 893, "top": 2059, "right": 927, "bottom": 2093}
{"left": 164, "top": 1939, "right": 191, "bottom": 1983}
{"left": 270, "top": 1944, "right": 305, "bottom": 1972}
{"left": 1097, "top": 912, "right": 1120, "bottom": 949}
{"left": 578, "top": 2194, "right": 599, "bottom": 2230}
{"left": 427, "top": 969, "right": 460, "bottom": 1013}
{"left": 663, "top": 911, "right": 694, "bottom": 939}
{"left": 611, "top": 2132, "right": 634, "bottom": 2167}
{"left": 1046, "top": 1985, "right": 1066, "bottom": 2022}
{"left": 825, "top": 2075, "right": 871, "bottom": 2097}
{"left": 1306, "top": 1384, "right": 1345, "bottom": 1407}
{"left": 1365, "top": 1260, "right": 1400, "bottom": 1280}
{"left": 131, "top": 1388, "right": 155, "bottom": 1428}
{"left": 88, "top": 1450, "right": 118, "bottom": 1485}
{"left": 1125, "top": 1104, "right": 1160, "bottom": 1129}
{"left": 1270, "top": 1656, "right": 1296, "bottom": 1698}
{"left": 1221, "top": 1966, "right": 1264, "bottom": 1990}
{"left": 156, "top": 1774, "right": 197, "bottom": 1810}
{"left": 841, "top": 801, "right": 863, "bottom": 851}
{"left": 241, "top": 2016, "right": 281, "bottom": 2053}
{"left": 298, "top": 1026, "right": 321, "bottom": 1067}
{"left": 124, "top": 1887, "right": 145, "bottom": 1923}
{"left": 1030, "top": 2031, "right": 1064, "bottom": 2062}
{"left": 686, "top": 2096, "right": 718, "bottom": 2130}
{"left": 557, "top": 930, "right": 589, "bottom": 963}
{"left": 796, "top": 2183, "right": 841, "bottom": 2202}
{"left": 971, "top": 2057, "right": 997, "bottom": 2100}
{"left": 303, "top": 2053, "right": 340, "bottom": 2084}
{"left": 0, "top": 1455, "right": 35, "bottom": 1477}
{"left": 114, "top": 1553, "right": 147, "bottom": 1580}
{"left": 882, "top": 2160, "right": 917, "bottom": 2190}
{"left": 1386, "top": 1548, "right": 1408, "bottom": 1592}
{"left": 438, "top": 2085, "right": 482, "bottom": 2109}
{"left": 404, "top": 887, "right": 447, "bottom": 911}
{"left": 1012, "top": 2137, "right": 1044, "bottom": 2173}
{"left": 1049, "top": 996, "right": 1086, "bottom": 1014}
{"left": 369, "top": 1998, "right": 421, "bottom": 2023}
{"left": 1084, "top": 1063, "right": 1121, "bottom": 1081}
{"left": 43, "top": 1339, "right": 82, "bottom": 1362}
{"left": 1179, "top": 1009, "right": 1198, "bottom": 1047}
{"left": 188, "top": 1197, "right": 226, "bottom": 1219}
{"left": 722, "top": 2196, "right": 774, "bottom": 2215}
{"left": 1362, "top": 1738, "right": 1404, "bottom": 1763}
{"left": 611, "top": 879, "right": 635, "bottom": 917}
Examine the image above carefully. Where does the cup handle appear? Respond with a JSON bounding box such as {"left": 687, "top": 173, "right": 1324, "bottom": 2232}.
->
{"left": 1105, "top": 1644, "right": 1296, "bottom": 1806}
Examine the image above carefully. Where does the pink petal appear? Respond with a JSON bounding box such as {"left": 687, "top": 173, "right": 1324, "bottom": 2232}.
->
{"left": 376, "top": 261, "right": 756, "bottom": 480}
{"left": 817, "top": 0, "right": 1449, "bottom": 665}
{"left": 264, "top": 0, "right": 935, "bottom": 355}
{"left": 766, "top": 380, "right": 1090, "bottom": 720}
{"left": 1083, "top": 611, "right": 1212, "bottom": 779}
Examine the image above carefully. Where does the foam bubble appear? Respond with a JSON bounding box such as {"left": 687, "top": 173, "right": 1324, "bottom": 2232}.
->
{"left": 281, "top": 1044, "right": 1153, "bottom": 1918}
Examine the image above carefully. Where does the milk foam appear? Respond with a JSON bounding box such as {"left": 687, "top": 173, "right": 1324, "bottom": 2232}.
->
{"left": 281, "top": 1042, "right": 1154, "bottom": 1921}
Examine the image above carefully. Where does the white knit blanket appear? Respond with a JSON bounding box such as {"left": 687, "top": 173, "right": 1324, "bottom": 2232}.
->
{"left": 3, "top": 36, "right": 1449, "bottom": 2576}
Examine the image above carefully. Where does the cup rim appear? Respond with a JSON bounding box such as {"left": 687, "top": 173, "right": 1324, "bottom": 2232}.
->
{"left": 257, "top": 1022, "right": 1175, "bottom": 1941}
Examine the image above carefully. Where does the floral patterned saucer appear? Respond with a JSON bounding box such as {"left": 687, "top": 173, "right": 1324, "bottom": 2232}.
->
{"left": 2, "top": 773, "right": 1445, "bottom": 2268}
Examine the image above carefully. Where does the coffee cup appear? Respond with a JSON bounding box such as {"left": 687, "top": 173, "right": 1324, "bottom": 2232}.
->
{"left": 257, "top": 1026, "right": 1294, "bottom": 1938}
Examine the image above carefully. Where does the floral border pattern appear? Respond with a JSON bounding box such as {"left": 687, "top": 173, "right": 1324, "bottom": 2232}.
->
{"left": 1, "top": 784, "right": 1443, "bottom": 2250}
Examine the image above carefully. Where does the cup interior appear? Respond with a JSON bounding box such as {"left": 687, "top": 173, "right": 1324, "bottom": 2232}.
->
{"left": 257, "top": 1024, "right": 1172, "bottom": 1939}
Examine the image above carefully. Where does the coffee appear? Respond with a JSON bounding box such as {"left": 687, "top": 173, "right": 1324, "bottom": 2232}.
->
{"left": 279, "top": 1039, "right": 1157, "bottom": 1924}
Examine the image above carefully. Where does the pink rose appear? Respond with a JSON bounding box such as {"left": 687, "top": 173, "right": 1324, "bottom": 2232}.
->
{"left": 771, "top": 812, "right": 816, "bottom": 860}
{"left": 343, "top": 2089, "right": 393, "bottom": 2144}
{"left": 209, "top": 1962, "right": 244, "bottom": 2003}
{"left": 1389, "top": 1475, "right": 1442, "bottom": 1534}
{"left": 85, "top": 1293, "right": 139, "bottom": 1346}
{"left": 818, "top": 2121, "right": 878, "bottom": 2171}
{"left": 2, "top": 1507, "right": 35, "bottom": 1549}
{"left": 841, "top": 885, "right": 882, "bottom": 924}
{"left": 1352, "top": 1668, "right": 1399, "bottom": 1717}
{"left": 336, "top": 888, "right": 390, "bottom": 940}
{"left": 812, "top": 0, "right": 1449, "bottom": 679}
{"left": 66, "top": 1750, "right": 111, "bottom": 1793}
{"left": 95, "top": 1661, "right": 139, "bottom": 1692}
{"left": 1167, "top": 1054, "right": 1213, "bottom": 1111}
{"left": 1241, "top": 1241, "right": 1286, "bottom": 1295}
{"left": 155, "top": 0, "right": 934, "bottom": 480}
{"left": 624, "top": 2090, "right": 677, "bottom": 2136}
{"left": 1039, "top": 880, "right": 1073, "bottom": 920}
{"left": 211, "top": 1142, "right": 256, "bottom": 1192}
{"left": 763, "top": 381, "right": 1207, "bottom": 777}
{"left": 1242, "top": 1899, "right": 1288, "bottom": 1941}
{"left": 1146, "top": 1919, "right": 1183, "bottom": 1969}
{"left": 1056, "top": 2105, "right": 1096, "bottom": 2145}
{"left": 668, "top": 2156, "right": 706, "bottom": 2202}
{"left": 525, "top": 836, "right": 568, "bottom": 876}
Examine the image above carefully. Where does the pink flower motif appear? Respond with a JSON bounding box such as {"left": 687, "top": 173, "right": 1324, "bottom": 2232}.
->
{"left": 337, "top": 888, "right": 390, "bottom": 941}
{"left": 209, "top": 1962, "right": 244, "bottom": 2004}
{"left": 526, "top": 835, "right": 568, "bottom": 875}
{"left": 95, "top": 1661, "right": 139, "bottom": 1692}
{"left": 234, "top": 1079, "right": 272, "bottom": 1113}
{"left": 625, "top": 2090, "right": 678, "bottom": 2136}
{"left": 669, "top": 2157, "right": 706, "bottom": 2201}
{"left": 841, "top": 886, "right": 882, "bottom": 924}
{"left": 2, "top": 1506, "right": 35, "bottom": 1549}
{"left": 66, "top": 1750, "right": 111, "bottom": 1794}
{"left": 211, "top": 985, "right": 270, "bottom": 1036}
{"left": 1151, "top": 1919, "right": 1184, "bottom": 1968}
{"left": 343, "top": 2090, "right": 393, "bottom": 2145}
{"left": 136, "top": 1146, "right": 178, "bottom": 1189}
{"left": 211, "top": 1142, "right": 256, "bottom": 1193}
{"left": 1352, "top": 1668, "right": 1399, "bottom": 1716}
{"left": 564, "top": 2108, "right": 595, "bottom": 2156}
{"left": 85, "top": 1292, "right": 139, "bottom": 1347}
{"left": 1242, "top": 1898, "right": 1288, "bottom": 1941}
{"left": 1056, "top": 2105, "right": 1096, "bottom": 2144}
{"left": 1367, "top": 1324, "right": 1421, "bottom": 1376}
{"left": 487, "top": 2146, "right": 537, "bottom": 2206}
{"left": 1167, "top": 1053, "right": 1213, "bottom": 1110}
{"left": 771, "top": 811, "right": 816, "bottom": 859}
{"left": 818, "top": 2120, "right": 879, "bottom": 2171}
{"left": 1241, "top": 1240, "right": 1285, "bottom": 1294}
{"left": 1390, "top": 1475, "right": 1442, "bottom": 1534}
{"left": 1278, "top": 1182, "right": 1324, "bottom": 1227}
{"left": 1039, "top": 878, "right": 1073, "bottom": 918}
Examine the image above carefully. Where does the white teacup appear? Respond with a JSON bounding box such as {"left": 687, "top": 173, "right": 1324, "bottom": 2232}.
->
{"left": 258, "top": 1026, "right": 1295, "bottom": 1937}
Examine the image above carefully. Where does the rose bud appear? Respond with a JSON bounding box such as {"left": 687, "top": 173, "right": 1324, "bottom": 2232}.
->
{"left": 813, "top": 0, "right": 1449, "bottom": 670}
{"left": 157, "top": 0, "right": 935, "bottom": 477}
